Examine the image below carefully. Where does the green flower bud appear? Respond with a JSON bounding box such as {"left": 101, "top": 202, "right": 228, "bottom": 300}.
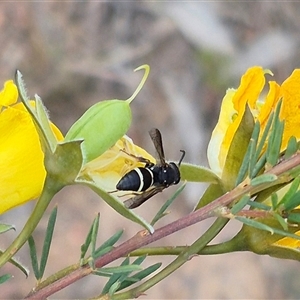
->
{"left": 65, "top": 65, "right": 150, "bottom": 163}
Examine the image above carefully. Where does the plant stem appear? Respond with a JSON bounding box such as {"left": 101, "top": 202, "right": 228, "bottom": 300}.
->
{"left": 0, "top": 176, "right": 63, "bottom": 267}
{"left": 112, "top": 218, "right": 228, "bottom": 299}
{"left": 25, "top": 152, "right": 300, "bottom": 299}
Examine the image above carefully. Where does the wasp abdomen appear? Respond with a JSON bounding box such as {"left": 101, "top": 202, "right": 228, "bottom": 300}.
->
{"left": 116, "top": 167, "right": 154, "bottom": 192}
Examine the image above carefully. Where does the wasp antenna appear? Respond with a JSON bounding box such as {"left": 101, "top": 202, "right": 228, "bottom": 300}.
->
{"left": 178, "top": 150, "right": 185, "bottom": 166}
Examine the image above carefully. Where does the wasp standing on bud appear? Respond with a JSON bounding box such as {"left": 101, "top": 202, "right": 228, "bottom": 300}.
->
{"left": 116, "top": 128, "right": 185, "bottom": 209}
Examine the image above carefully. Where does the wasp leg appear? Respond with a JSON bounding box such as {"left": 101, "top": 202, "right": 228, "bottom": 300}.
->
{"left": 109, "top": 190, "right": 141, "bottom": 197}
{"left": 119, "top": 149, "right": 152, "bottom": 164}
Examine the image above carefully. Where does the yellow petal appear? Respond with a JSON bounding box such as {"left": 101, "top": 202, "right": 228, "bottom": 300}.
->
{"left": 0, "top": 101, "right": 63, "bottom": 214}
{"left": 0, "top": 107, "right": 45, "bottom": 213}
{"left": 208, "top": 66, "right": 265, "bottom": 175}
{"left": 273, "top": 231, "right": 300, "bottom": 253}
{"left": 207, "top": 88, "right": 236, "bottom": 175}
{"left": 81, "top": 135, "right": 155, "bottom": 191}
{"left": 0, "top": 80, "right": 18, "bottom": 107}
{"left": 278, "top": 69, "right": 300, "bottom": 150}
{"left": 258, "top": 80, "right": 280, "bottom": 127}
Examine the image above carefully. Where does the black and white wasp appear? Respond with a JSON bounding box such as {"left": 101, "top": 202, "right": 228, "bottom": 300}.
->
{"left": 116, "top": 128, "right": 185, "bottom": 209}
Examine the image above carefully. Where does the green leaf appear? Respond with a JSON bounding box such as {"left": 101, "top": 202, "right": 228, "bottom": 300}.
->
{"left": 39, "top": 207, "right": 57, "bottom": 279}
{"left": 151, "top": 183, "right": 186, "bottom": 226}
{"left": 273, "top": 213, "right": 288, "bottom": 231}
{"left": 248, "top": 121, "right": 260, "bottom": 177}
{"left": 94, "top": 230, "right": 123, "bottom": 258}
{"left": 28, "top": 236, "right": 40, "bottom": 279}
{"left": 101, "top": 256, "right": 146, "bottom": 295}
{"left": 287, "top": 212, "right": 300, "bottom": 223}
{"left": 266, "top": 99, "right": 283, "bottom": 167}
{"left": 97, "top": 265, "right": 143, "bottom": 275}
{"left": 284, "top": 136, "right": 298, "bottom": 159}
{"left": 0, "top": 274, "right": 12, "bottom": 284}
{"left": 283, "top": 190, "right": 300, "bottom": 211}
{"left": 236, "top": 216, "right": 300, "bottom": 240}
{"left": 222, "top": 104, "right": 254, "bottom": 190}
{"left": 255, "top": 110, "right": 274, "bottom": 160}
{"left": 80, "top": 219, "right": 95, "bottom": 261}
{"left": 276, "top": 177, "right": 300, "bottom": 209}
{"left": 101, "top": 257, "right": 130, "bottom": 295}
{"left": 230, "top": 194, "right": 250, "bottom": 215}
{"left": 90, "top": 213, "right": 100, "bottom": 269}
{"left": 250, "top": 174, "right": 277, "bottom": 186}
{"left": 247, "top": 201, "right": 271, "bottom": 210}
{"left": 271, "top": 193, "right": 278, "bottom": 209}
{"left": 80, "top": 180, "right": 154, "bottom": 233}
{"left": 267, "top": 121, "right": 284, "bottom": 167}
{"left": 118, "top": 262, "right": 162, "bottom": 290}
{"left": 0, "top": 223, "right": 15, "bottom": 234}
{"left": 179, "top": 163, "right": 220, "bottom": 183}
{"left": 108, "top": 280, "right": 121, "bottom": 296}
{"left": 251, "top": 152, "right": 267, "bottom": 178}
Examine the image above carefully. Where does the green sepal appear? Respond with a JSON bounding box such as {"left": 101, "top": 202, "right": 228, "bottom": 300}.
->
{"left": 44, "top": 140, "right": 83, "bottom": 185}
{"left": 16, "top": 71, "right": 57, "bottom": 153}
{"left": 222, "top": 104, "right": 254, "bottom": 191}
{"left": 179, "top": 163, "right": 221, "bottom": 184}
{"left": 80, "top": 180, "right": 154, "bottom": 233}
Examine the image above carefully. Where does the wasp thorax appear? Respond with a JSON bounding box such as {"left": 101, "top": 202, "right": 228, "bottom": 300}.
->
{"left": 153, "top": 163, "right": 180, "bottom": 186}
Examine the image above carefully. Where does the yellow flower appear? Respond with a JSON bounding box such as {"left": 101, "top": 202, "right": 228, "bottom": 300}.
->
{"left": 207, "top": 67, "right": 300, "bottom": 259}
{"left": 80, "top": 135, "right": 155, "bottom": 192}
{"left": 208, "top": 66, "right": 300, "bottom": 177}
{"left": 0, "top": 80, "right": 63, "bottom": 214}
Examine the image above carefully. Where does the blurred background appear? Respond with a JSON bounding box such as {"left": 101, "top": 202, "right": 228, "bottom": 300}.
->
{"left": 1, "top": 2, "right": 300, "bottom": 298}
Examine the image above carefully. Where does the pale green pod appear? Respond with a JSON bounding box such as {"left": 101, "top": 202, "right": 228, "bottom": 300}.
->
{"left": 65, "top": 99, "right": 131, "bottom": 163}
{"left": 65, "top": 65, "right": 150, "bottom": 163}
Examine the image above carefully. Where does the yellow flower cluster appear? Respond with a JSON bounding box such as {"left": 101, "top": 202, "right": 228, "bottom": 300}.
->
{"left": 208, "top": 66, "right": 300, "bottom": 177}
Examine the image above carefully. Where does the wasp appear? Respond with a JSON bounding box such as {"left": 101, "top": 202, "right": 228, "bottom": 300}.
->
{"left": 116, "top": 128, "right": 185, "bottom": 209}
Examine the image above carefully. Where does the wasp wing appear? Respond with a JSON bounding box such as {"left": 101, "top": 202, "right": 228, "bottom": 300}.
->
{"left": 149, "top": 128, "right": 166, "bottom": 166}
{"left": 123, "top": 186, "right": 165, "bottom": 209}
